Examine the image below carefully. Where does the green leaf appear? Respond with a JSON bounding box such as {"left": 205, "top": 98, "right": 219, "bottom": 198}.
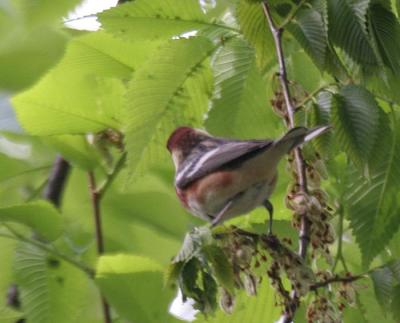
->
{"left": 96, "top": 254, "right": 175, "bottom": 322}
{"left": 332, "top": 85, "right": 380, "bottom": 165}
{"left": 205, "top": 38, "right": 280, "bottom": 138}
{"left": 197, "top": 278, "right": 281, "bottom": 322}
{"left": 124, "top": 37, "right": 215, "bottom": 180}
{"left": 174, "top": 226, "right": 213, "bottom": 263}
{"left": 98, "top": 0, "right": 233, "bottom": 41}
{"left": 43, "top": 135, "right": 100, "bottom": 171}
{"left": 12, "top": 31, "right": 159, "bottom": 135}
{"left": 370, "top": 266, "right": 395, "bottom": 313}
{"left": 0, "top": 27, "right": 67, "bottom": 92}
{"left": 327, "top": 0, "right": 377, "bottom": 67}
{"left": 0, "top": 201, "right": 62, "bottom": 241}
{"left": 15, "top": 0, "right": 81, "bottom": 26}
{"left": 392, "top": 284, "right": 400, "bottom": 321}
{"left": 369, "top": 3, "right": 400, "bottom": 75}
{"left": 310, "top": 91, "right": 333, "bottom": 156}
{"left": 203, "top": 245, "right": 235, "bottom": 294}
{"left": 0, "top": 306, "right": 23, "bottom": 322}
{"left": 236, "top": 0, "right": 274, "bottom": 69}
{"left": 287, "top": 8, "right": 327, "bottom": 70}
{"left": 14, "top": 243, "right": 90, "bottom": 323}
{"left": 346, "top": 115, "right": 400, "bottom": 267}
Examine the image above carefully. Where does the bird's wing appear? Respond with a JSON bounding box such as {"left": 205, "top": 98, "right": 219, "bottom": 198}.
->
{"left": 175, "top": 139, "right": 273, "bottom": 188}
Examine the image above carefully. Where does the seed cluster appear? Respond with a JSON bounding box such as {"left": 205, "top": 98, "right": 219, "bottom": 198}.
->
{"left": 286, "top": 154, "right": 335, "bottom": 263}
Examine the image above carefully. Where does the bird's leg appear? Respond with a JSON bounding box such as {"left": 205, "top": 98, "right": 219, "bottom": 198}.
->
{"left": 211, "top": 200, "right": 233, "bottom": 227}
{"left": 263, "top": 200, "right": 274, "bottom": 235}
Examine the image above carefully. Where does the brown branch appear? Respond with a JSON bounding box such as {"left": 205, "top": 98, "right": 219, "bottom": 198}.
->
{"left": 262, "top": 2, "right": 311, "bottom": 321}
{"left": 88, "top": 172, "right": 112, "bottom": 323}
{"left": 310, "top": 274, "right": 366, "bottom": 291}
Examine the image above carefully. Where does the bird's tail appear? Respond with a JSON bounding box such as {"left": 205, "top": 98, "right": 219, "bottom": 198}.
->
{"left": 274, "top": 125, "right": 331, "bottom": 152}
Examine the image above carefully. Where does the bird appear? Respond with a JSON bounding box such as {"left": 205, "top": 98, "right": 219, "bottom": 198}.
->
{"left": 166, "top": 126, "right": 330, "bottom": 233}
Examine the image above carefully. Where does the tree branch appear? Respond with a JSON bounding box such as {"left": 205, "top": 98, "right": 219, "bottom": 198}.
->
{"left": 310, "top": 274, "right": 366, "bottom": 291}
{"left": 88, "top": 172, "right": 112, "bottom": 323}
{"left": 262, "top": 2, "right": 311, "bottom": 321}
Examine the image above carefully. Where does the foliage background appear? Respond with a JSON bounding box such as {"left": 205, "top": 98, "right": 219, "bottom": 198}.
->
{"left": 1, "top": 0, "right": 400, "bottom": 322}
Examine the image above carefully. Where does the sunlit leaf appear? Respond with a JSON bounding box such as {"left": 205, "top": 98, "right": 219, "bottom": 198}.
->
{"left": 96, "top": 254, "right": 176, "bottom": 322}
{"left": 0, "top": 201, "right": 62, "bottom": 241}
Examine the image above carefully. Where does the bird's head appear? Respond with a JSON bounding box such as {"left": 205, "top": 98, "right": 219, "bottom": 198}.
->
{"left": 167, "top": 127, "right": 208, "bottom": 169}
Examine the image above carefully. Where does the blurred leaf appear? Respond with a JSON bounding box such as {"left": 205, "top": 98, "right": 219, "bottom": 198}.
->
{"left": 43, "top": 135, "right": 100, "bottom": 171}
{"left": 392, "top": 284, "right": 400, "bottom": 321}
{"left": 332, "top": 85, "right": 380, "bottom": 165}
{"left": 0, "top": 306, "right": 23, "bottom": 322}
{"left": 124, "top": 37, "right": 215, "bottom": 181}
{"left": 287, "top": 8, "right": 327, "bottom": 70}
{"left": 98, "top": 0, "right": 233, "bottom": 41}
{"left": 205, "top": 38, "right": 280, "bottom": 138}
{"left": 236, "top": 0, "right": 274, "bottom": 69}
{"left": 96, "top": 254, "right": 176, "bottom": 322}
{"left": 15, "top": 0, "right": 81, "bottom": 26}
{"left": 0, "top": 27, "right": 67, "bottom": 92}
{"left": 0, "top": 200, "right": 62, "bottom": 241}
{"left": 197, "top": 278, "right": 281, "bottom": 322}
{"left": 14, "top": 243, "right": 90, "bottom": 323}
{"left": 12, "top": 31, "right": 159, "bottom": 135}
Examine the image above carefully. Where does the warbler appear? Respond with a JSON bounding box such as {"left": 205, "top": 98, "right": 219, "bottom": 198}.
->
{"left": 166, "top": 126, "right": 329, "bottom": 231}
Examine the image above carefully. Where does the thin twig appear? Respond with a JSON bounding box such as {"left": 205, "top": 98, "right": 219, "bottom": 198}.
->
{"left": 332, "top": 206, "right": 348, "bottom": 272}
{"left": 88, "top": 172, "right": 112, "bottom": 323}
{"left": 279, "top": 0, "right": 307, "bottom": 29}
{"left": 294, "top": 83, "right": 337, "bottom": 110}
{"left": 262, "top": 2, "right": 311, "bottom": 321}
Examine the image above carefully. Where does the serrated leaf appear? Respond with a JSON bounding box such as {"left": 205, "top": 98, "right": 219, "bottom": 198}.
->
{"left": 96, "top": 254, "right": 175, "bottom": 322}
{"left": 369, "top": 3, "right": 400, "bottom": 75}
{"left": 124, "top": 37, "right": 215, "bottom": 181}
{"left": 236, "top": 0, "right": 274, "bottom": 69}
{"left": 205, "top": 38, "right": 280, "bottom": 138}
{"left": 14, "top": 243, "right": 89, "bottom": 323}
{"left": 370, "top": 266, "right": 394, "bottom": 313}
{"left": 327, "top": 0, "right": 377, "bottom": 66}
{"left": 12, "top": 31, "right": 159, "bottom": 135}
{"left": 346, "top": 114, "right": 400, "bottom": 267}
{"left": 0, "top": 201, "right": 62, "bottom": 241}
{"left": 287, "top": 8, "right": 327, "bottom": 70}
{"left": 174, "top": 226, "right": 213, "bottom": 263}
{"left": 98, "top": 0, "right": 233, "bottom": 41}
{"left": 310, "top": 91, "right": 333, "bottom": 156}
{"left": 332, "top": 85, "right": 380, "bottom": 165}
{"left": 203, "top": 245, "right": 235, "bottom": 294}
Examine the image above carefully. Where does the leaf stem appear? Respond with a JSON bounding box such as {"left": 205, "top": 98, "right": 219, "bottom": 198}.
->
{"left": 294, "top": 83, "right": 337, "bottom": 110}
{"left": 88, "top": 172, "right": 112, "bottom": 323}
{"left": 262, "top": 1, "right": 311, "bottom": 320}
{"left": 332, "top": 206, "right": 348, "bottom": 272}
{"left": 279, "top": 0, "right": 307, "bottom": 29}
